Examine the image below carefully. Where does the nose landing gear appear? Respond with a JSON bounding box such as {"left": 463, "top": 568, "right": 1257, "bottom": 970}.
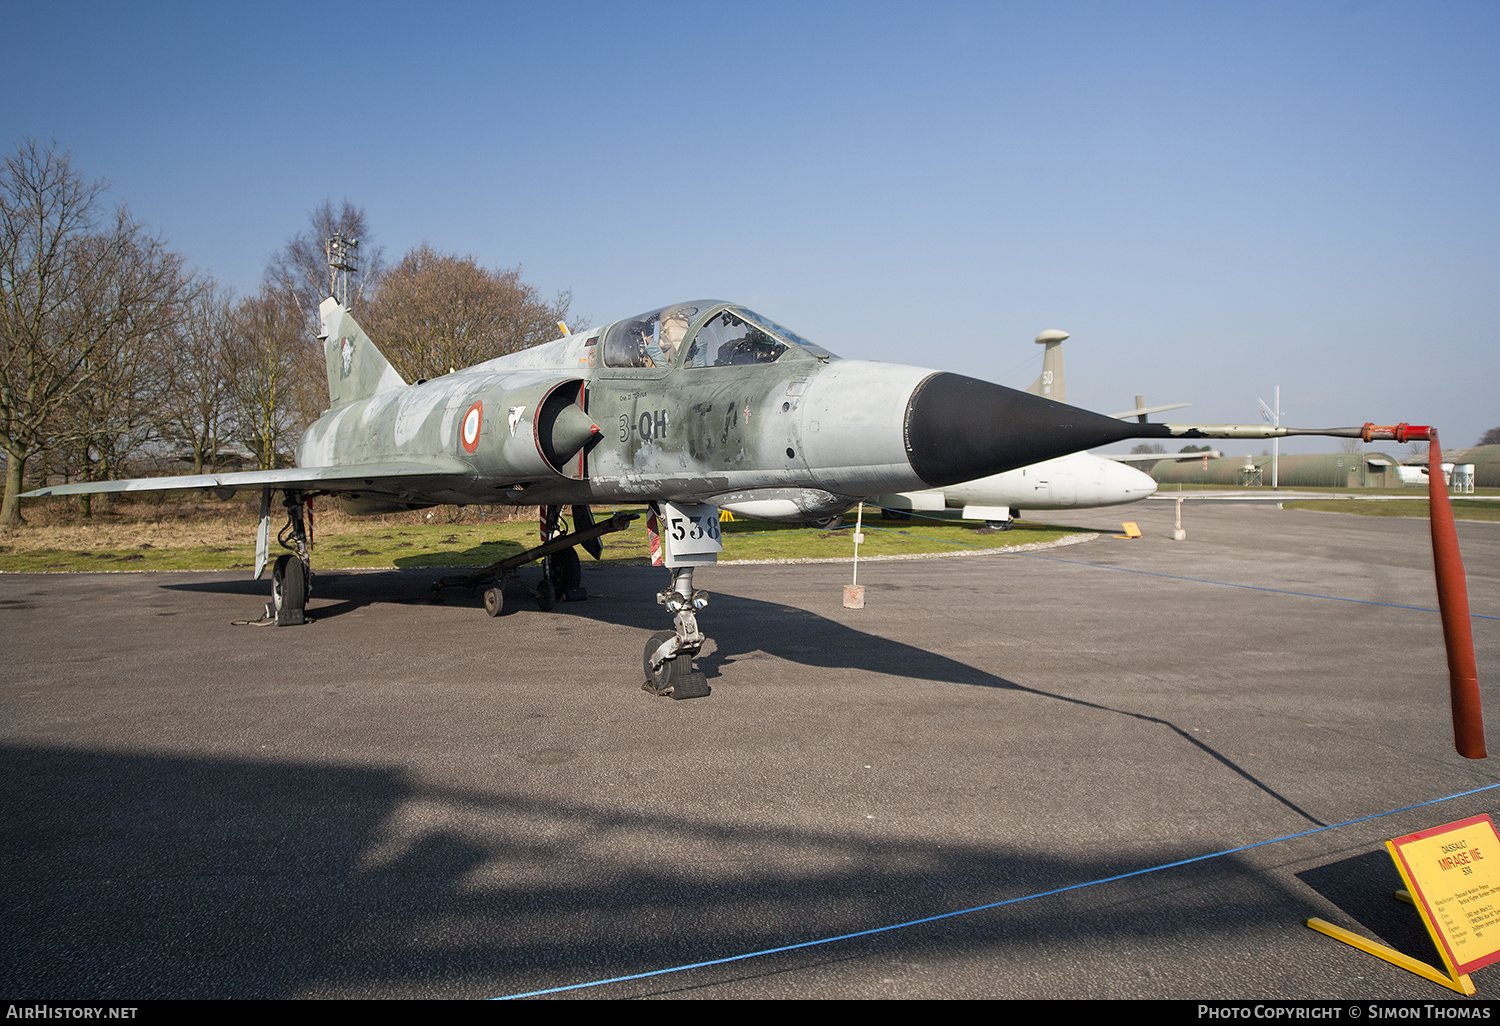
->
{"left": 642, "top": 565, "right": 711, "bottom": 699}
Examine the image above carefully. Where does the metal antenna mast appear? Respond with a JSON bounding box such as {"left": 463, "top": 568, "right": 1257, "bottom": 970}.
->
{"left": 327, "top": 232, "right": 359, "bottom": 308}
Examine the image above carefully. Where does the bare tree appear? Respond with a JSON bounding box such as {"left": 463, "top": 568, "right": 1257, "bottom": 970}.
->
{"left": 265, "top": 200, "right": 386, "bottom": 431}
{"left": 1480, "top": 427, "right": 1500, "bottom": 447}
{"left": 60, "top": 237, "right": 200, "bottom": 515}
{"left": 225, "top": 285, "right": 305, "bottom": 470}
{"left": 52, "top": 305, "right": 175, "bottom": 515}
{"left": 0, "top": 141, "right": 189, "bottom": 526}
{"left": 162, "top": 280, "right": 238, "bottom": 475}
{"left": 266, "top": 199, "right": 384, "bottom": 322}
{"left": 361, "top": 245, "right": 571, "bottom": 381}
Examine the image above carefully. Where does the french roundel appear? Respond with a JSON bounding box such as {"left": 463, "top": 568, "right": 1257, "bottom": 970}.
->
{"left": 461, "top": 401, "right": 483, "bottom": 454}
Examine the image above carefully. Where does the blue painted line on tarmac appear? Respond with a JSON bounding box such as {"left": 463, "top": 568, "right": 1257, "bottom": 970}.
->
{"left": 494, "top": 509, "right": 1493, "bottom": 997}
{"left": 495, "top": 782, "right": 1500, "bottom": 999}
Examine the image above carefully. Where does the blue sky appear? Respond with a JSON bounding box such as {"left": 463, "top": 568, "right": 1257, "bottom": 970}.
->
{"left": 5, "top": 1, "right": 1496, "bottom": 452}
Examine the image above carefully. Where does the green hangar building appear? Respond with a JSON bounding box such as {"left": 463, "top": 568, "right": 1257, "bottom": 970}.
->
{"left": 1152, "top": 452, "right": 1409, "bottom": 488}
{"left": 1407, "top": 444, "right": 1500, "bottom": 488}
{"left": 1147, "top": 445, "right": 1500, "bottom": 488}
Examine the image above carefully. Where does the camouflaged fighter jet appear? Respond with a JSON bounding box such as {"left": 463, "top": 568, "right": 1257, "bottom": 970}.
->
{"left": 20, "top": 298, "right": 1467, "bottom": 710}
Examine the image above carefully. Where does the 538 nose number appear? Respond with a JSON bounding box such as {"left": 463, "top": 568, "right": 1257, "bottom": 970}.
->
{"left": 670, "top": 515, "right": 721, "bottom": 543}
{"left": 657, "top": 501, "right": 725, "bottom": 564}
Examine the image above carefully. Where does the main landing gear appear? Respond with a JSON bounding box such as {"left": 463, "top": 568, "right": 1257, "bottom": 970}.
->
{"left": 983, "top": 512, "right": 1017, "bottom": 532}
{"left": 267, "top": 491, "right": 312, "bottom": 626}
{"left": 431, "top": 506, "right": 636, "bottom": 615}
{"left": 540, "top": 505, "right": 588, "bottom": 606}
{"left": 642, "top": 564, "right": 711, "bottom": 700}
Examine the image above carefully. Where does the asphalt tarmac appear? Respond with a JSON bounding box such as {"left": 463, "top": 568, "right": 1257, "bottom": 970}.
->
{"left": 2, "top": 500, "right": 1497, "bottom": 1000}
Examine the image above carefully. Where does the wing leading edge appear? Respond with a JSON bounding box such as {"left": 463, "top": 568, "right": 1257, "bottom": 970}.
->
{"left": 20, "top": 457, "right": 483, "bottom": 501}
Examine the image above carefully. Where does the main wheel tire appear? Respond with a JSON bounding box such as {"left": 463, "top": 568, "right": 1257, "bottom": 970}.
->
{"left": 549, "top": 547, "right": 582, "bottom": 595}
{"left": 271, "top": 554, "right": 307, "bottom": 626}
{"left": 536, "top": 577, "right": 556, "bottom": 612}
{"left": 483, "top": 586, "right": 504, "bottom": 617}
{"left": 643, "top": 629, "right": 680, "bottom": 693}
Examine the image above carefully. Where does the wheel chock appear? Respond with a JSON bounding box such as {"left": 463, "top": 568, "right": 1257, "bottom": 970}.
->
{"left": 671, "top": 672, "right": 711, "bottom": 700}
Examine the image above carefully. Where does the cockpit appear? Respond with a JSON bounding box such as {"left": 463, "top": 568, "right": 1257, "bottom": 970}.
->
{"left": 599, "top": 302, "right": 838, "bottom": 370}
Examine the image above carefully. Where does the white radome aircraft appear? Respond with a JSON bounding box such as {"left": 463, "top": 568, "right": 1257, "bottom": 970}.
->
{"left": 871, "top": 329, "right": 1188, "bottom": 525}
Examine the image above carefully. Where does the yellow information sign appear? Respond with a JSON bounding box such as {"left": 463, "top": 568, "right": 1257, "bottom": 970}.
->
{"left": 1387, "top": 814, "right": 1500, "bottom": 977}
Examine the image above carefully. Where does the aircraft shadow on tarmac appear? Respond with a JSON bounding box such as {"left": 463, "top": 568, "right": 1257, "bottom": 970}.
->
{"left": 0, "top": 743, "right": 1373, "bottom": 999}
{"left": 163, "top": 564, "right": 1324, "bottom": 829}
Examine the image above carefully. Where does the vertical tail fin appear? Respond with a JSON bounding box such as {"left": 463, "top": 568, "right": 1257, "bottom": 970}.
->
{"left": 319, "top": 297, "right": 407, "bottom": 408}
{"left": 1025, "top": 329, "right": 1069, "bottom": 403}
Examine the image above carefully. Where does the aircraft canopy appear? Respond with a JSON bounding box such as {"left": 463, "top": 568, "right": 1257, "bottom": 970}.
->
{"left": 600, "top": 302, "right": 838, "bottom": 369}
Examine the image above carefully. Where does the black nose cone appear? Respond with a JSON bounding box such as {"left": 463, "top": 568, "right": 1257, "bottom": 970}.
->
{"left": 904, "top": 372, "right": 1142, "bottom": 487}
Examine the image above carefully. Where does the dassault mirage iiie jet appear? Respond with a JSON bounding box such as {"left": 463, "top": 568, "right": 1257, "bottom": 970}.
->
{"left": 23, "top": 299, "right": 1483, "bottom": 760}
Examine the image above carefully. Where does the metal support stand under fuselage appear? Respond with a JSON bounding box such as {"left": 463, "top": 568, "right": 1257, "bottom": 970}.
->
{"left": 430, "top": 509, "right": 637, "bottom": 614}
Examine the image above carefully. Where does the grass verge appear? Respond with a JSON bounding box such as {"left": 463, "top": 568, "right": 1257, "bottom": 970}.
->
{"left": 0, "top": 507, "right": 1087, "bottom": 573}
{"left": 1282, "top": 499, "right": 1500, "bottom": 521}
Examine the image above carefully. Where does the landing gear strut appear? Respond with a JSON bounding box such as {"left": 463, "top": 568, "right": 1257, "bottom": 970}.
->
{"left": 540, "top": 505, "right": 587, "bottom": 603}
{"left": 267, "top": 490, "right": 312, "bottom": 626}
{"left": 642, "top": 564, "right": 711, "bottom": 700}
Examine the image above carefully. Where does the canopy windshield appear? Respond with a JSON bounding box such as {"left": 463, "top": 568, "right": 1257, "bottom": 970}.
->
{"left": 600, "top": 302, "right": 705, "bottom": 369}
{"left": 601, "top": 302, "right": 839, "bottom": 370}
{"left": 731, "top": 307, "right": 838, "bottom": 361}
{"left": 683, "top": 305, "right": 840, "bottom": 368}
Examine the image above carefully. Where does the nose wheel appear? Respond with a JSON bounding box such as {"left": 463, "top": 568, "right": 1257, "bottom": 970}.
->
{"left": 642, "top": 565, "right": 711, "bottom": 699}
{"left": 643, "top": 631, "right": 685, "bottom": 693}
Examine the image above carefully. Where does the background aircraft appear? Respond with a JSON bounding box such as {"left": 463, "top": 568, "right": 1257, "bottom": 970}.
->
{"left": 21, "top": 299, "right": 1482, "bottom": 759}
{"left": 871, "top": 330, "right": 1199, "bottom": 526}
